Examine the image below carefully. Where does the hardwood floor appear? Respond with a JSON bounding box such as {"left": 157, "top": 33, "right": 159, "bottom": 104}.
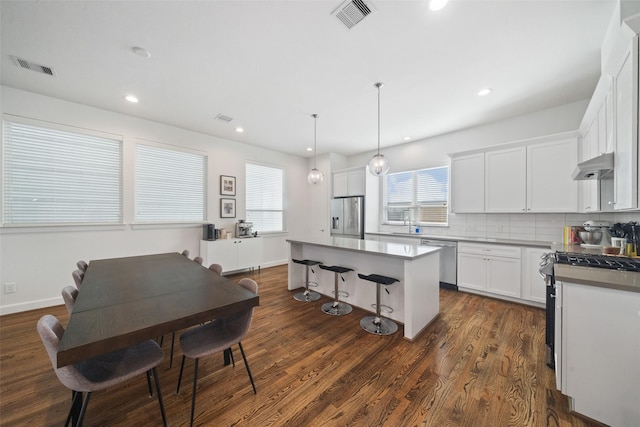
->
{"left": 0, "top": 265, "right": 605, "bottom": 426}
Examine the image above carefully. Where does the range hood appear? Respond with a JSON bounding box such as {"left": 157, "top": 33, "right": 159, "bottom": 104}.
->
{"left": 571, "top": 152, "right": 614, "bottom": 180}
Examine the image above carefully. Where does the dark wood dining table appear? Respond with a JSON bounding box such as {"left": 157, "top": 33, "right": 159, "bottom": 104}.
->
{"left": 58, "top": 252, "right": 259, "bottom": 368}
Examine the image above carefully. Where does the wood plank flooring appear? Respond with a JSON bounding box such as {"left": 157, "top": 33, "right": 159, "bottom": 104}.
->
{"left": 0, "top": 265, "right": 605, "bottom": 426}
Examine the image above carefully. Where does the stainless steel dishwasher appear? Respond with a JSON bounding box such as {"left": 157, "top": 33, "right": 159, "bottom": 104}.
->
{"left": 420, "top": 238, "right": 457, "bottom": 289}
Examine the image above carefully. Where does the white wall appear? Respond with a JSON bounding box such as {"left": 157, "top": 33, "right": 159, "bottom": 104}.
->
{"left": 0, "top": 86, "right": 311, "bottom": 314}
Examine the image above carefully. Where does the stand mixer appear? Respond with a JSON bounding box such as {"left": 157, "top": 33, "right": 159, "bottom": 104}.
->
{"left": 580, "top": 220, "right": 612, "bottom": 248}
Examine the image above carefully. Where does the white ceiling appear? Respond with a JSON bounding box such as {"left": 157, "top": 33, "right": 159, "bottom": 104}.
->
{"left": 1, "top": 0, "right": 616, "bottom": 157}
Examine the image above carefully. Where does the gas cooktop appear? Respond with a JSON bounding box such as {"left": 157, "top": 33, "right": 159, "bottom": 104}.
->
{"left": 555, "top": 252, "right": 640, "bottom": 272}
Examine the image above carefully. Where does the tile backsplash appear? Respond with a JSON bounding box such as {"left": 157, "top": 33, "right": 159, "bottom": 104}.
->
{"left": 379, "top": 212, "right": 640, "bottom": 243}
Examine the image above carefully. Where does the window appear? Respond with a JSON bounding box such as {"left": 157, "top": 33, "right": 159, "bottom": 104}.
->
{"left": 245, "top": 163, "right": 284, "bottom": 233}
{"left": 135, "top": 142, "right": 206, "bottom": 222}
{"left": 2, "top": 118, "right": 122, "bottom": 225}
{"left": 383, "top": 166, "right": 449, "bottom": 225}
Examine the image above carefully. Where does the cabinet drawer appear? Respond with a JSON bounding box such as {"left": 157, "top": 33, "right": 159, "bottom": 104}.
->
{"left": 458, "top": 242, "right": 521, "bottom": 259}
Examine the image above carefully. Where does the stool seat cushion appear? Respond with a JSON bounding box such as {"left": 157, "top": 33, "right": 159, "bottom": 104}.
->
{"left": 357, "top": 273, "right": 399, "bottom": 286}
{"left": 292, "top": 259, "right": 322, "bottom": 266}
{"left": 319, "top": 265, "right": 353, "bottom": 274}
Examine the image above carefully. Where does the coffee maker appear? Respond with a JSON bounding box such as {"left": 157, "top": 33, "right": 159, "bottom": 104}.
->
{"left": 235, "top": 220, "right": 254, "bottom": 238}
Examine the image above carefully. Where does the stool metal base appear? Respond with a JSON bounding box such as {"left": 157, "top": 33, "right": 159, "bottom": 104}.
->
{"left": 294, "top": 289, "right": 321, "bottom": 302}
{"left": 321, "top": 301, "right": 353, "bottom": 316}
{"left": 360, "top": 316, "right": 398, "bottom": 336}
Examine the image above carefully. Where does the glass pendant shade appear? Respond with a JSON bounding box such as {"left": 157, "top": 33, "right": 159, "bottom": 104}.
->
{"left": 369, "top": 82, "right": 389, "bottom": 176}
{"left": 308, "top": 113, "right": 324, "bottom": 185}
{"left": 369, "top": 154, "right": 389, "bottom": 176}
{"left": 307, "top": 168, "right": 324, "bottom": 184}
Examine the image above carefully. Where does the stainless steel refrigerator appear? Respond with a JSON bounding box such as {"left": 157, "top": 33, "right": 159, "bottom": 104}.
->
{"left": 330, "top": 196, "right": 364, "bottom": 239}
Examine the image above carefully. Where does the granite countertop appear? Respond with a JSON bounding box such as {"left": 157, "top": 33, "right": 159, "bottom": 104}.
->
{"left": 367, "top": 231, "right": 552, "bottom": 248}
{"left": 286, "top": 236, "right": 440, "bottom": 260}
{"left": 554, "top": 263, "right": 640, "bottom": 293}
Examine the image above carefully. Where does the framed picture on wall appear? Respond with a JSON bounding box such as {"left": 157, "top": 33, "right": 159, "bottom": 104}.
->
{"left": 220, "top": 175, "right": 236, "bottom": 196}
{"left": 220, "top": 198, "right": 236, "bottom": 218}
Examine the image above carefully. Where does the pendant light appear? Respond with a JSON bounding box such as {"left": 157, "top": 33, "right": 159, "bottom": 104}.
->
{"left": 368, "top": 82, "right": 390, "bottom": 176}
{"left": 307, "top": 113, "right": 324, "bottom": 184}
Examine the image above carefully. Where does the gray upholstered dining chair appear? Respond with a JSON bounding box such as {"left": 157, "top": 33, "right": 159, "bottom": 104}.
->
{"left": 177, "top": 278, "right": 258, "bottom": 427}
{"left": 37, "top": 314, "right": 167, "bottom": 427}
{"left": 71, "top": 270, "right": 84, "bottom": 287}
{"left": 193, "top": 256, "right": 203, "bottom": 265}
{"left": 208, "top": 263, "right": 223, "bottom": 275}
{"left": 61, "top": 286, "right": 78, "bottom": 314}
{"left": 181, "top": 249, "right": 190, "bottom": 257}
{"left": 76, "top": 260, "right": 88, "bottom": 273}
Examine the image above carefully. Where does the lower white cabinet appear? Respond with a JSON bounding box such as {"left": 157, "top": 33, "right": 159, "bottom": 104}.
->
{"left": 521, "top": 247, "right": 548, "bottom": 304}
{"left": 457, "top": 243, "right": 521, "bottom": 298}
{"left": 558, "top": 281, "right": 640, "bottom": 427}
{"left": 200, "top": 238, "right": 263, "bottom": 273}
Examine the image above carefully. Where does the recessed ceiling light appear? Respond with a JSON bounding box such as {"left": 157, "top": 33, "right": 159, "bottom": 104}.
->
{"left": 306, "top": 147, "right": 313, "bottom": 152}
{"left": 478, "top": 88, "right": 493, "bottom": 97}
{"left": 235, "top": 127, "right": 244, "bottom": 133}
{"left": 125, "top": 95, "right": 139, "bottom": 103}
{"left": 429, "top": 0, "right": 449, "bottom": 11}
{"left": 132, "top": 46, "right": 151, "bottom": 58}
{"left": 403, "top": 136, "right": 412, "bottom": 141}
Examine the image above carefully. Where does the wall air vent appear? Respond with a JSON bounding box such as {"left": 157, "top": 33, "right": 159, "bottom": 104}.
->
{"left": 332, "top": 0, "right": 375, "bottom": 29}
{"left": 215, "top": 114, "right": 233, "bottom": 123}
{"left": 10, "top": 55, "right": 56, "bottom": 76}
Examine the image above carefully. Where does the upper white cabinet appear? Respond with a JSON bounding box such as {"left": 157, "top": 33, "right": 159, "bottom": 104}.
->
{"left": 527, "top": 138, "right": 578, "bottom": 212}
{"left": 450, "top": 153, "right": 484, "bottom": 213}
{"left": 485, "top": 146, "right": 527, "bottom": 212}
{"left": 612, "top": 36, "right": 639, "bottom": 210}
{"left": 451, "top": 133, "right": 579, "bottom": 214}
{"left": 333, "top": 167, "right": 365, "bottom": 197}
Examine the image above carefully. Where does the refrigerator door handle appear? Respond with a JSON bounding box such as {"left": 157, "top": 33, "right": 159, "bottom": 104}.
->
{"left": 332, "top": 217, "right": 339, "bottom": 230}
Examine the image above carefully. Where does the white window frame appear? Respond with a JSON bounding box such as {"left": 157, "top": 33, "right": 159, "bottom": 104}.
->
{"left": 383, "top": 165, "right": 449, "bottom": 226}
{"left": 245, "top": 162, "right": 285, "bottom": 233}
{"left": 134, "top": 140, "right": 207, "bottom": 223}
{"left": 2, "top": 115, "right": 123, "bottom": 227}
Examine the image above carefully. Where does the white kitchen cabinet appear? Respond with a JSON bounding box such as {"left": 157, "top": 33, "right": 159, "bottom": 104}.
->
{"left": 484, "top": 146, "right": 527, "bottom": 212}
{"left": 450, "top": 153, "right": 484, "bottom": 213}
{"left": 457, "top": 243, "right": 521, "bottom": 298}
{"left": 612, "top": 37, "right": 639, "bottom": 211}
{"left": 559, "top": 281, "right": 640, "bottom": 427}
{"left": 527, "top": 138, "right": 578, "bottom": 212}
{"left": 521, "top": 247, "right": 548, "bottom": 305}
{"left": 200, "top": 237, "right": 263, "bottom": 273}
{"left": 332, "top": 167, "right": 365, "bottom": 197}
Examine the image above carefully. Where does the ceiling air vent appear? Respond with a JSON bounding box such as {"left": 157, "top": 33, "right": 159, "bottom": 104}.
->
{"left": 215, "top": 114, "right": 233, "bottom": 123}
{"left": 332, "top": 0, "right": 375, "bottom": 29}
{"left": 10, "top": 55, "right": 56, "bottom": 76}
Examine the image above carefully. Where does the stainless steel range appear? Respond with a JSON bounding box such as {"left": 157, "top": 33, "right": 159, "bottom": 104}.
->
{"left": 555, "top": 252, "right": 640, "bottom": 271}
{"left": 539, "top": 251, "right": 640, "bottom": 370}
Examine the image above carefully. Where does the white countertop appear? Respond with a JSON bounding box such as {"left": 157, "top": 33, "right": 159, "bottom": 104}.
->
{"left": 367, "top": 231, "right": 552, "bottom": 248}
{"left": 286, "top": 236, "right": 440, "bottom": 260}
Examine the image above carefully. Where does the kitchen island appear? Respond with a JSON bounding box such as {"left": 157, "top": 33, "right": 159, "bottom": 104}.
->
{"left": 286, "top": 236, "right": 441, "bottom": 340}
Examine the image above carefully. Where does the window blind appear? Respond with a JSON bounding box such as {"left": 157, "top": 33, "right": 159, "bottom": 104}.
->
{"left": 135, "top": 143, "right": 205, "bottom": 222}
{"left": 2, "top": 119, "right": 122, "bottom": 225}
{"left": 383, "top": 166, "right": 449, "bottom": 225}
{"left": 245, "top": 163, "right": 284, "bottom": 232}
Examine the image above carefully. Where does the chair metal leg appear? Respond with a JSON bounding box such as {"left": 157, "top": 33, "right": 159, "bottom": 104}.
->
{"left": 177, "top": 355, "right": 186, "bottom": 394}
{"left": 146, "top": 371, "right": 153, "bottom": 397}
{"left": 151, "top": 367, "right": 168, "bottom": 427}
{"left": 238, "top": 342, "right": 256, "bottom": 394}
{"left": 169, "top": 332, "right": 175, "bottom": 368}
{"left": 65, "top": 390, "right": 82, "bottom": 427}
{"left": 190, "top": 358, "right": 199, "bottom": 427}
{"left": 228, "top": 347, "right": 235, "bottom": 367}
{"left": 75, "top": 391, "right": 92, "bottom": 427}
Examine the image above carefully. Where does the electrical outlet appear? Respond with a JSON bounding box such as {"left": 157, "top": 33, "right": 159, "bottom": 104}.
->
{"left": 4, "top": 283, "right": 16, "bottom": 294}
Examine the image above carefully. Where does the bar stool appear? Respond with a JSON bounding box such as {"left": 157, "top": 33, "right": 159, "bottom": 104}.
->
{"left": 292, "top": 259, "right": 322, "bottom": 302}
{"left": 319, "top": 265, "right": 353, "bottom": 316}
{"left": 357, "top": 273, "right": 400, "bottom": 335}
